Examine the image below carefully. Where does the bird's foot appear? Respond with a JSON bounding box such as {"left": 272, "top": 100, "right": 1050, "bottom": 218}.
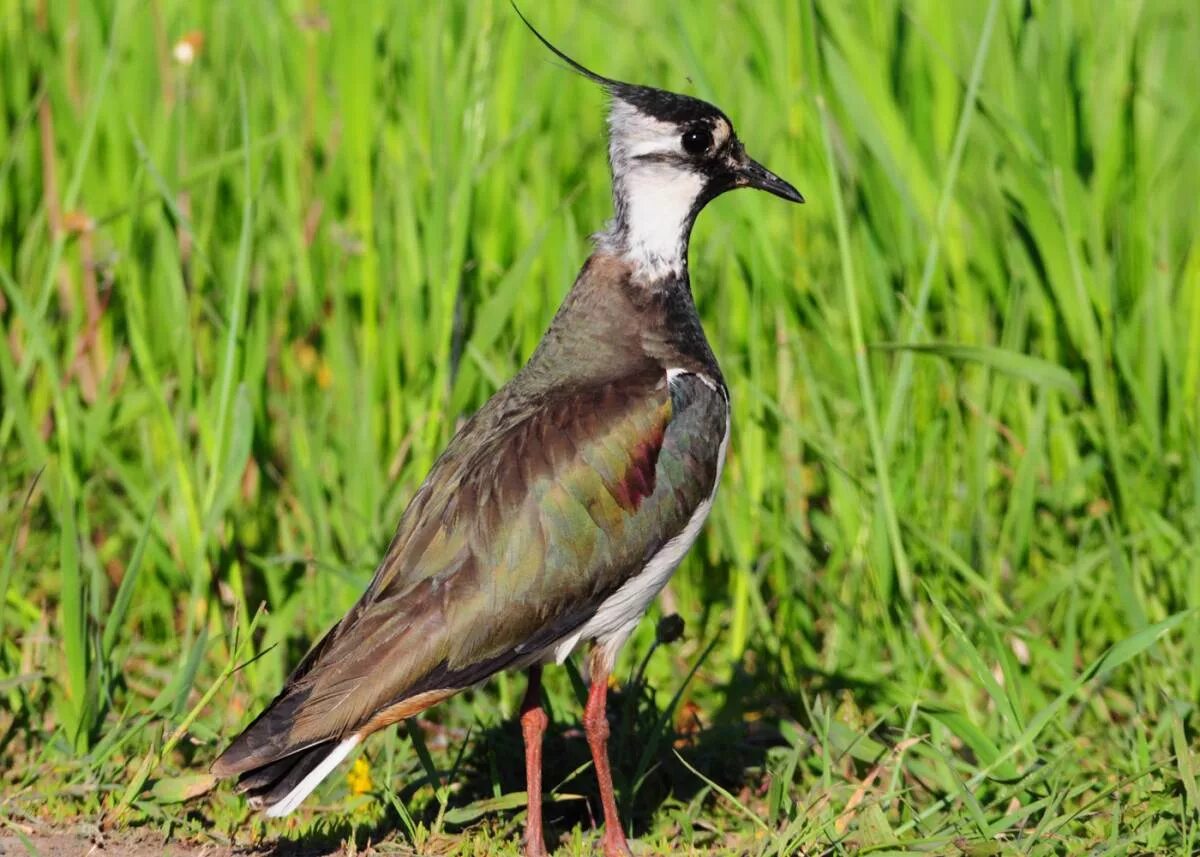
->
{"left": 600, "top": 828, "right": 632, "bottom": 857}
{"left": 523, "top": 833, "right": 549, "bottom": 857}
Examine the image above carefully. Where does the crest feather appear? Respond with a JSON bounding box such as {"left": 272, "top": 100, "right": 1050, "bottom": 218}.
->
{"left": 511, "top": 3, "right": 727, "bottom": 126}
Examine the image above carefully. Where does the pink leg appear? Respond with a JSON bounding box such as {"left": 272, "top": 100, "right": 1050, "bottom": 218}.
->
{"left": 521, "top": 666, "right": 550, "bottom": 857}
{"left": 582, "top": 653, "right": 631, "bottom": 857}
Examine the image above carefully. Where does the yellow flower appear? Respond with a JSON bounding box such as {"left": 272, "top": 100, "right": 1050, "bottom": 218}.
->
{"left": 316, "top": 361, "right": 333, "bottom": 390}
{"left": 346, "top": 757, "right": 372, "bottom": 795}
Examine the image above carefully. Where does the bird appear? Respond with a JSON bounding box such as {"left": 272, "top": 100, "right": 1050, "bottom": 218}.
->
{"left": 210, "top": 10, "right": 802, "bottom": 857}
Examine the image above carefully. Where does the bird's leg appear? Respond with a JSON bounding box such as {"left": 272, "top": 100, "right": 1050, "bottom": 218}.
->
{"left": 583, "top": 650, "right": 630, "bottom": 857}
{"left": 520, "top": 665, "right": 550, "bottom": 857}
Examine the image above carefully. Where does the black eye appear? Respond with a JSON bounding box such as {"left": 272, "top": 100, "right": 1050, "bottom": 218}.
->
{"left": 681, "top": 127, "right": 713, "bottom": 155}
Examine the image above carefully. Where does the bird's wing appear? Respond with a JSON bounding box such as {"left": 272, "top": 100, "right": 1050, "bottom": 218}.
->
{"left": 212, "top": 366, "right": 727, "bottom": 775}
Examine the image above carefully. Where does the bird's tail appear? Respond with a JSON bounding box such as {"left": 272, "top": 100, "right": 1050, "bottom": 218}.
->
{"left": 230, "top": 735, "right": 362, "bottom": 817}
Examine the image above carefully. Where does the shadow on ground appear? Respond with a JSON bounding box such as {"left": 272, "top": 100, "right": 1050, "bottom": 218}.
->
{"left": 255, "top": 622, "right": 889, "bottom": 855}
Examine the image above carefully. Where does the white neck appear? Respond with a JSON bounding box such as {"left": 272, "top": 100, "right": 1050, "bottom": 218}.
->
{"left": 597, "top": 101, "right": 707, "bottom": 281}
{"left": 603, "top": 165, "right": 703, "bottom": 280}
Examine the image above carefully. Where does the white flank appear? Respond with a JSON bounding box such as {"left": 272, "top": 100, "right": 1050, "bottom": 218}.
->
{"left": 553, "top": 376, "right": 730, "bottom": 668}
{"left": 264, "top": 735, "right": 361, "bottom": 818}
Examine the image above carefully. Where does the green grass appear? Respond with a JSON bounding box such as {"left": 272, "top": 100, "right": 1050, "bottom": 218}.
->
{"left": 2, "top": 0, "right": 1199, "bottom": 853}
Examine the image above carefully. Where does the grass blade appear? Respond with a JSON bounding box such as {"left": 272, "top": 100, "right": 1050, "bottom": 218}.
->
{"left": 875, "top": 343, "right": 1081, "bottom": 399}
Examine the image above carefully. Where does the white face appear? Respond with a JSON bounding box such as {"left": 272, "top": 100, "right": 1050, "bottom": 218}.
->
{"left": 602, "top": 102, "right": 734, "bottom": 279}
{"left": 607, "top": 100, "right": 733, "bottom": 160}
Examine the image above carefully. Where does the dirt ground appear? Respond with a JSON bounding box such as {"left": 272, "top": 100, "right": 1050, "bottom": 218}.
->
{"left": 0, "top": 827, "right": 413, "bottom": 857}
{"left": 0, "top": 833, "right": 415, "bottom": 857}
{"left": 0, "top": 830, "right": 234, "bottom": 857}
{"left": 0, "top": 830, "right": 376, "bottom": 857}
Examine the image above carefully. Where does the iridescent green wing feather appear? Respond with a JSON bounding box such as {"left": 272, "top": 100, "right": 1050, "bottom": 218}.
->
{"left": 212, "top": 367, "right": 727, "bottom": 775}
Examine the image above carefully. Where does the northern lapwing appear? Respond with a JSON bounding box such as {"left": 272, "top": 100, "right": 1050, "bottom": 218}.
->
{"left": 211, "top": 11, "right": 802, "bottom": 857}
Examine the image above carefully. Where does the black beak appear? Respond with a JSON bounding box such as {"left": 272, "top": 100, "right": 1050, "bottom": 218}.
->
{"left": 738, "top": 156, "right": 805, "bottom": 204}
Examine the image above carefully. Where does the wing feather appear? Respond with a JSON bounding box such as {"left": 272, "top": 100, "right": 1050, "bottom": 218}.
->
{"left": 212, "top": 367, "right": 726, "bottom": 776}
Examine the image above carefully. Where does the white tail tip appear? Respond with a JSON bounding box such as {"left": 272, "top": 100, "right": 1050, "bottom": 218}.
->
{"left": 264, "top": 735, "right": 361, "bottom": 818}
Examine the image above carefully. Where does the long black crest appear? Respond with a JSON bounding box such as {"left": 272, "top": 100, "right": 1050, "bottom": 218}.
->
{"left": 510, "top": 2, "right": 619, "bottom": 89}
{"left": 511, "top": 2, "right": 727, "bottom": 126}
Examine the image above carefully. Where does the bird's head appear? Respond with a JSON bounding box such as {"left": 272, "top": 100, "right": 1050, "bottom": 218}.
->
{"left": 516, "top": 7, "right": 803, "bottom": 279}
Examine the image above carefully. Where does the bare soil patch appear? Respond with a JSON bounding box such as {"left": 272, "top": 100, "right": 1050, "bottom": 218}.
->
{"left": 0, "top": 829, "right": 231, "bottom": 857}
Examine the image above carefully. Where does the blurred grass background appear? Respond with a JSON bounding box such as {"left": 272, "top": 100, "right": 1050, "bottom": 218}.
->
{"left": 2, "top": 0, "right": 1199, "bottom": 853}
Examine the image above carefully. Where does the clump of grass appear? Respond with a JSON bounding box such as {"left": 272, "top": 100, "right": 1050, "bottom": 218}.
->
{"left": 2, "top": 1, "right": 1199, "bottom": 853}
